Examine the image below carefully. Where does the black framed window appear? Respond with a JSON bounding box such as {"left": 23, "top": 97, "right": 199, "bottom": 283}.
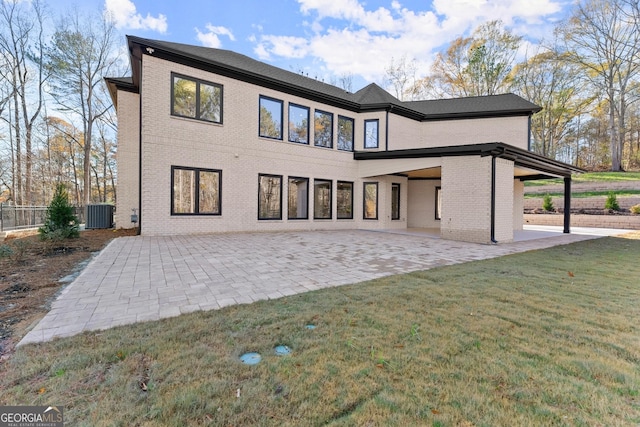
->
{"left": 314, "top": 179, "right": 332, "bottom": 219}
{"left": 363, "top": 182, "right": 378, "bottom": 220}
{"left": 171, "top": 74, "right": 222, "bottom": 123}
{"left": 337, "top": 181, "right": 354, "bottom": 219}
{"left": 314, "top": 110, "right": 333, "bottom": 148}
{"left": 171, "top": 166, "right": 221, "bottom": 215}
{"left": 337, "top": 115, "right": 354, "bottom": 151}
{"left": 364, "top": 119, "right": 379, "bottom": 149}
{"left": 259, "top": 96, "right": 283, "bottom": 139}
{"left": 288, "top": 177, "right": 309, "bottom": 219}
{"left": 435, "top": 186, "right": 442, "bottom": 220}
{"left": 391, "top": 183, "right": 400, "bottom": 220}
{"left": 258, "top": 174, "right": 283, "bottom": 220}
{"left": 289, "top": 104, "right": 310, "bottom": 144}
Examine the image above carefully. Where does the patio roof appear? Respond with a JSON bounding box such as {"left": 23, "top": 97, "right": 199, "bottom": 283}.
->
{"left": 354, "top": 142, "right": 585, "bottom": 179}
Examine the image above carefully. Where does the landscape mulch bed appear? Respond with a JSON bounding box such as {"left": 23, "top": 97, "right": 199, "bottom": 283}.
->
{"left": 0, "top": 229, "right": 137, "bottom": 363}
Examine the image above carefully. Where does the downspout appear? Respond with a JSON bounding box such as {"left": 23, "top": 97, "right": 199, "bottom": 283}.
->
{"left": 490, "top": 154, "right": 497, "bottom": 244}
{"left": 385, "top": 106, "right": 391, "bottom": 151}
{"left": 137, "top": 55, "right": 143, "bottom": 236}
{"left": 527, "top": 115, "right": 532, "bottom": 151}
{"left": 563, "top": 176, "right": 571, "bottom": 233}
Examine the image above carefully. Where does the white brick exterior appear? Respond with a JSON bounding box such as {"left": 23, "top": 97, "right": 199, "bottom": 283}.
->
{"left": 110, "top": 44, "right": 549, "bottom": 244}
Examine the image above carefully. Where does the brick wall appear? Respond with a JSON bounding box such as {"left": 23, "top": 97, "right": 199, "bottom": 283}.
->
{"left": 513, "top": 180, "right": 524, "bottom": 231}
{"left": 114, "top": 91, "right": 140, "bottom": 229}
{"left": 494, "top": 158, "right": 514, "bottom": 243}
{"left": 441, "top": 156, "right": 492, "bottom": 243}
{"left": 135, "top": 55, "right": 408, "bottom": 235}
{"left": 407, "top": 180, "right": 441, "bottom": 228}
{"left": 389, "top": 114, "right": 529, "bottom": 150}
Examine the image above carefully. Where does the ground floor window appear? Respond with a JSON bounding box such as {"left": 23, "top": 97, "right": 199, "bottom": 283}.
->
{"left": 337, "top": 181, "right": 353, "bottom": 219}
{"left": 314, "top": 179, "right": 332, "bottom": 219}
{"left": 391, "top": 183, "right": 400, "bottom": 220}
{"left": 258, "top": 174, "right": 282, "bottom": 220}
{"left": 171, "top": 166, "right": 221, "bottom": 215}
{"left": 435, "top": 186, "right": 442, "bottom": 220}
{"left": 288, "top": 177, "right": 309, "bottom": 219}
{"left": 363, "top": 182, "right": 378, "bottom": 220}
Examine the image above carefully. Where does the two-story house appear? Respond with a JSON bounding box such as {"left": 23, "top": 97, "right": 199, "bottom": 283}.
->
{"left": 105, "top": 36, "right": 581, "bottom": 244}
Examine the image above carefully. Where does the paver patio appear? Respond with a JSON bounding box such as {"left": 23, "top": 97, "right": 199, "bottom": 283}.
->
{"left": 18, "top": 227, "right": 629, "bottom": 346}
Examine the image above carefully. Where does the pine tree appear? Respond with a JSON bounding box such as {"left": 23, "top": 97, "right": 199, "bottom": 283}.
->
{"left": 39, "top": 184, "right": 80, "bottom": 240}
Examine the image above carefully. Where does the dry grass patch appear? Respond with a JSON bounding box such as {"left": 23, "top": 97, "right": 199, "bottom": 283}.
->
{"left": 1, "top": 235, "right": 640, "bottom": 426}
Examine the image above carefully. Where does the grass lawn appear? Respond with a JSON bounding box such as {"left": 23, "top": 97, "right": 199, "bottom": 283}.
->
{"left": 2, "top": 234, "right": 640, "bottom": 426}
{"left": 525, "top": 171, "right": 640, "bottom": 186}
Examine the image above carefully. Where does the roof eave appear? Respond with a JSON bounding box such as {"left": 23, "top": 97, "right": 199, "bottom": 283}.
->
{"left": 354, "top": 142, "right": 584, "bottom": 177}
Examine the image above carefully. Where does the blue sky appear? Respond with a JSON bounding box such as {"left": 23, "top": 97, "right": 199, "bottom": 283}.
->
{"left": 53, "top": 0, "right": 573, "bottom": 91}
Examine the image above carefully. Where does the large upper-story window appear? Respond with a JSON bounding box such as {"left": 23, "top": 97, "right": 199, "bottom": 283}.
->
{"left": 337, "top": 116, "right": 354, "bottom": 151}
{"left": 289, "top": 104, "right": 310, "bottom": 144}
{"left": 337, "top": 181, "right": 353, "bottom": 219}
{"left": 172, "top": 74, "right": 222, "bottom": 123}
{"left": 259, "top": 96, "right": 283, "bottom": 139}
{"left": 171, "top": 166, "right": 221, "bottom": 215}
{"left": 364, "top": 119, "right": 379, "bottom": 149}
{"left": 258, "top": 174, "right": 283, "bottom": 220}
{"left": 314, "top": 110, "right": 333, "bottom": 148}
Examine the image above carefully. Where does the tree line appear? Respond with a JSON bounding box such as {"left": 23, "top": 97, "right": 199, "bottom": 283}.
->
{"left": 0, "top": 0, "right": 121, "bottom": 207}
{"left": 384, "top": 0, "right": 640, "bottom": 172}
{"left": 2, "top": 0, "right": 638, "bottom": 209}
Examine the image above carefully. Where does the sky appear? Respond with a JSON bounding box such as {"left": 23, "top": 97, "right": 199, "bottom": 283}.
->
{"left": 51, "top": 0, "right": 573, "bottom": 91}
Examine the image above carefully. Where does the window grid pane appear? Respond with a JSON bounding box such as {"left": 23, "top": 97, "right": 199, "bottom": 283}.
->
{"left": 289, "top": 104, "right": 309, "bottom": 144}
{"left": 365, "top": 120, "right": 379, "bottom": 149}
{"left": 288, "top": 177, "right": 309, "bottom": 219}
{"left": 173, "top": 169, "right": 195, "bottom": 213}
{"left": 199, "top": 171, "right": 220, "bottom": 214}
{"left": 363, "top": 182, "right": 378, "bottom": 220}
{"left": 314, "top": 180, "right": 332, "bottom": 219}
{"left": 338, "top": 116, "right": 354, "bottom": 151}
{"left": 259, "top": 97, "right": 283, "bottom": 139}
{"left": 173, "top": 77, "right": 197, "bottom": 119}
{"left": 391, "top": 183, "right": 400, "bottom": 220}
{"left": 258, "top": 175, "right": 282, "bottom": 220}
{"left": 337, "top": 181, "right": 353, "bottom": 219}
{"left": 314, "top": 110, "right": 333, "bottom": 148}
{"left": 199, "top": 83, "right": 221, "bottom": 122}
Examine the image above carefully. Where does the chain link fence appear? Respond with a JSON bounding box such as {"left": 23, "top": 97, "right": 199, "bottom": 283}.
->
{"left": 0, "top": 204, "right": 85, "bottom": 232}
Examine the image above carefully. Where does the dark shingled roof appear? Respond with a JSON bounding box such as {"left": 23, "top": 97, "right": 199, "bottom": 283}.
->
{"left": 404, "top": 94, "right": 541, "bottom": 119}
{"left": 106, "top": 36, "right": 541, "bottom": 121}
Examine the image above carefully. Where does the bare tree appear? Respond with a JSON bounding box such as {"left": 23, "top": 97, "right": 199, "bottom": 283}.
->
{"left": 429, "top": 20, "right": 521, "bottom": 98}
{"left": 384, "top": 55, "right": 418, "bottom": 101}
{"left": 46, "top": 10, "right": 120, "bottom": 206}
{"left": 558, "top": 0, "right": 640, "bottom": 171}
{"left": 0, "top": 0, "right": 48, "bottom": 205}
{"left": 512, "top": 48, "right": 595, "bottom": 160}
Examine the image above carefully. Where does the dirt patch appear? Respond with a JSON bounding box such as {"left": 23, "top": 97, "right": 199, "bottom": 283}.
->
{"left": 0, "top": 228, "right": 137, "bottom": 363}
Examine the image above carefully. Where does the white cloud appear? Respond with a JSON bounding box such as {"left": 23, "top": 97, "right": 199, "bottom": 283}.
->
{"left": 196, "top": 24, "right": 235, "bottom": 48}
{"left": 255, "top": 0, "right": 567, "bottom": 85}
{"left": 104, "top": 0, "right": 167, "bottom": 33}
